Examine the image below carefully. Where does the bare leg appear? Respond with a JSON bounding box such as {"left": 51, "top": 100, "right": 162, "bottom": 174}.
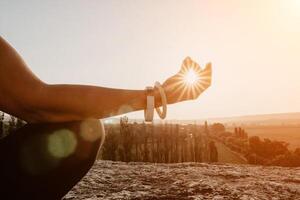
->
{"left": 0, "top": 119, "right": 105, "bottom": 200}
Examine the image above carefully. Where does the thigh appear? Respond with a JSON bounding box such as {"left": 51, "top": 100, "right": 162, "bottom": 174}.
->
{"left": 0, "top": 119, "right": 105, "bottom": 200}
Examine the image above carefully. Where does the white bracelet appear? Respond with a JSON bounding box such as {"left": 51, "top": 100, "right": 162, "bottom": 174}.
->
{"left": 144, "top": 86, "right": 155, "bottom": 122}
{"left": 154, "top": 81, "right": 167, "bottom": 119}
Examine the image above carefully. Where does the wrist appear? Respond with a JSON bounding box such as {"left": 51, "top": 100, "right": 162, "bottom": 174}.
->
{"left": 143, "top": 82, "right": 167, "bottom": 121}
{"left": 144, "top": 87, "right": 155, "bottom": 122}
{"left": 154, "top": 87, "right": 162, "bottom": 108}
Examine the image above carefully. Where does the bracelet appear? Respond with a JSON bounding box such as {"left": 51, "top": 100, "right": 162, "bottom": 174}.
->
{"left": 144, "top": 86, "right": 155, "bottom": 122}
{"left": 154, "top": 81, "right": 167, "bottom": 119}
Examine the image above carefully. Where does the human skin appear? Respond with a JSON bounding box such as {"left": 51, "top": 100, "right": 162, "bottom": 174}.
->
{"left": 0, "top": 36, "right": 211, "bottom": 123}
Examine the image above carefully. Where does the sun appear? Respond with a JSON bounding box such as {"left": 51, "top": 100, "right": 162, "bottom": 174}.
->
{"left": 171, "top": 61, "right": 211, "bottom": 101}
{"left": 184, "top": 69, "right": 199, "bottom": 85}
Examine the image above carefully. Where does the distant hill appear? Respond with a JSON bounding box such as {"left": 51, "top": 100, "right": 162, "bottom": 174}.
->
{"left": 104, "top": 112, "right": 300, "bottom": 126}
{"left": 205, "top": 112, "right": 300, "bottom": 126}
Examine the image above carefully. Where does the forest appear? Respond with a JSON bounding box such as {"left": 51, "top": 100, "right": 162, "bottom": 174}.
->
{"left": 1, "top": 112, "right": 300, "bottom": 167}
{"left": 211, "top": 124, "right": 300, "bottom": 167}
{"left": 101, "top": 116, "right": 218, "bottom": 163}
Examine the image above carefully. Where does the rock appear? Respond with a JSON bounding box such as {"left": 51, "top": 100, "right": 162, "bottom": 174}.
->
{"left": 65, "top": 160, "right": 300, "bottom": 200}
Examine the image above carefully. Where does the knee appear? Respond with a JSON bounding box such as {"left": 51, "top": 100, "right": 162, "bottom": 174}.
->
{"left": 76, "top": 119, "right": 106, "bottom": 161}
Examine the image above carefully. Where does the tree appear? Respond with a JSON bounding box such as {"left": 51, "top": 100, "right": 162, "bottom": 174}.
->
{"left": 248, "top": 135, "right": 290, "bottom": 165}
{"left": 209, "top": 141, "right": 218, "bottom": 162}
{"left": 120, "top": 116, "right": 134, "bottom": 162}
{"left": 211, "top": 123, "right": 225, "bottom": 134}
{"left": 102, "top": 127, "right": 118, "bottom": 161}
{"left": 204, "top": 121, "right": 209, "bottom": 135}
{"left": 249, "top": 136, "right": 262, "bottom": 155}
{"left": 141, "top": 122, "right": 149, "bottom": 162}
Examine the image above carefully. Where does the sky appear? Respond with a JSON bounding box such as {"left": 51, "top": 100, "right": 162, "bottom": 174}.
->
{"left": 0, "top": 0, "right": 300, "bottom": 120}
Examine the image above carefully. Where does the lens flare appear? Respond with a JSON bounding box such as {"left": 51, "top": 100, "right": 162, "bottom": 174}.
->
{"left": 47, "top": 129, "right": 77, "bottom": 159}
{"left": 184, "top": 69, "right": 199, "bottom": 85}
{"left": 80, "top": 119, "right": 104, "bottom": 142}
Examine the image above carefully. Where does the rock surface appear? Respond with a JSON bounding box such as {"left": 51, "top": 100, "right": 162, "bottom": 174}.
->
{"left": 65, "top": 160, "right": 300, "bottom": 200}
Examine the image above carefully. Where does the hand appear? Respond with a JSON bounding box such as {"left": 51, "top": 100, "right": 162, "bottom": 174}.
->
{"left": 161, "top": 57, "right": 212, "bottom": 104}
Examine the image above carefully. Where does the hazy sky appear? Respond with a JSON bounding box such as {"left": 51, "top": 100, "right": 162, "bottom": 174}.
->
{"left": 0, "top": 0, "right": 299, "bottom": 120}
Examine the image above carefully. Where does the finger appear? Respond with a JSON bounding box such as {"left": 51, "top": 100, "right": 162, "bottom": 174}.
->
{"left": 192, "top": 61, "right": 202, "bottom": 73}
{"left": 204, "top": 62, "right": 212, "bottom": 73}
{"left": 180, "top": 56, "right": 192, "bottom": 73}
{"left": 181, "top": 57, "right": 203, "bottom": 77}
{"left": 199, "top": 62, "right": 212, "bottom": 76}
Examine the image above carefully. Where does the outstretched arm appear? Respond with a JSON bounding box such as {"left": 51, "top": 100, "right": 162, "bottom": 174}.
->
{"left": 35, "top": 84, "right": 159, "bottom": 123}
{"left": 0, "top": 36, "right": 211, "bottom": 123}
{"left": 0, "top": 37, "right": 162, "bottom": 122}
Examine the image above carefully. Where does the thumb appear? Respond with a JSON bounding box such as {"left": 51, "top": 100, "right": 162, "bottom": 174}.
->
{"left": 204, "top": 62, "right": 212, "bottom": 75}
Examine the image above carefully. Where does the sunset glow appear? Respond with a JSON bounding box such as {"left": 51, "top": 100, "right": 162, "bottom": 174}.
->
{"left": 2, "top": 1, "right": 300, "bottom": 119}
{"left": 1, "top": 2, "right": 300, "bottom": 199}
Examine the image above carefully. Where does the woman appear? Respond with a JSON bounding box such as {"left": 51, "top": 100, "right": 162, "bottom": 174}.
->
{"left": 0, "top": 36, "right": 211, "bottom": 199}
{"left": 0, "top": 36, "right": 211, "bottom": 123}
